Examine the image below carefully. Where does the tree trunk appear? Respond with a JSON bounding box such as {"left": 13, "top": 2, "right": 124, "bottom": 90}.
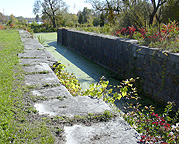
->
{"left": 51, "top": 17, "right": 56, "bottom": 28}
{"left": 149, "top": 13, "right": 155, "bottom": 25}
{"left": 149, "top": 7, "right": 158, "bottom": 25}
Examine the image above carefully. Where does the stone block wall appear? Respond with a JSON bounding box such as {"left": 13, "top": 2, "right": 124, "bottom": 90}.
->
{"left": 57, "top": 28, "right": 179, "bottom": 109}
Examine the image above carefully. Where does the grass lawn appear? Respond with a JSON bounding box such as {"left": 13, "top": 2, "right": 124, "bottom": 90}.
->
{"left": 0, "top": 29, "right": 54, "bottom": 143}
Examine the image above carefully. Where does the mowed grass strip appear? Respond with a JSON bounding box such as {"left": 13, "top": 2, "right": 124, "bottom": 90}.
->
{"left": 0, "top": 30, "right": 54, "bottom": 143}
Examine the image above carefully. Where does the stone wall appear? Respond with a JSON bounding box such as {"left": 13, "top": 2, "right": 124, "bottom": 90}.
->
{"left": 57, "top": 28, "right": 179, "bottom": 110}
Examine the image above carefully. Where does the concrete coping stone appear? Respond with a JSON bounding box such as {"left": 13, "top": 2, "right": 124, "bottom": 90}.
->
{"left": 31, "top": 85, "right": 72, "bottom": 99}
{"left": 34, "top": 96, "right": 112, "bottom": 117}
{"left": 64, "top": 117, "right": 140, "bottom": 144}
{"left": 24, "top": 72, "right": 60, "bottom": 86}
{"left": 136, "top": 45, "right": 179, "bottom": 62}
{"left": 169, "top": 53, "right": 179, "bottom": 63}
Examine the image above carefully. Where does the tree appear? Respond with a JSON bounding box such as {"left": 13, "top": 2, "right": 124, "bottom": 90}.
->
{"left": 0, "top": 12, "right": 5, "bottom": 23}
{"left": 82, "top": 7, "right": 92, "bottom": 23}
{"left": 87, "top": 0, "right": 170, "bottom": 26}
{"left": 78, "top": 13, "right": 84, "bottom": 24}
{"left": 93, "top": 17, "right": 100, "bottom": 26}
{"left": 33, "top": 0, "right": 41, "bottom": 15}
{"left": 35, "top": 14, "right": 40, "bottom": 22}
{"left": 87, "top": 0, "right": 123, "bottom": 24}
{"left": 161, "top": 0, "right": 179, "bottom": 23}
{"left": 100, "top": 12, "right": 105, "bottom": 27}
{"left": 33, "top": 0, "right": 68, "bottom": 28}
{"left": 16, "top": 16, "right": 26, "bottom": 24}
{"left": 149, "top": 0, "right": 167, "bottom": 25}
{"left": 56, "top": 11, "right": 78, "bottom": 27}
{"left": 9, "top": 14, "right": 18, "bottom": 24}
{"left": 87, "top": 0, "right": 123, "bottom": 13}
{"left": 119, "top": 0, "right": 150, "bottom": 28}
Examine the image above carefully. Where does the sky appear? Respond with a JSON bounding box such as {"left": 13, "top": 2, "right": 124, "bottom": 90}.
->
{"left": 0, "top": 0, "right": 92, "bottom": 18}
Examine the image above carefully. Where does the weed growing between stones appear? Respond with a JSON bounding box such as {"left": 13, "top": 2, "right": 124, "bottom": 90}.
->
{"left": 50, "top": 110, "right": 116, "bottom": 126}
{"left": 42, "top": 83, "right": 60, "bottom": 88}
{"left": 25, "top": 71, "right": 50, "bottom": 75}
{"left": 30, "top": 95, "right": 48, "bottom": 102}
{"left": 36, "top": 35, "right": 46, "bottom": 45}
{"left": 52, "top": 60, "right": 179, "bottom": 143}
{"left": 21, "top": 56, "right": 37, "bottom": 59}
{"left": 22, "top": 64, "right": 31, "bottom": 66}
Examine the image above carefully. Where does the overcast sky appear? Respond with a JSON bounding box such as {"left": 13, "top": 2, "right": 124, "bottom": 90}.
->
{"left": 0, "top": 0, "right": 92, "bottom": 18}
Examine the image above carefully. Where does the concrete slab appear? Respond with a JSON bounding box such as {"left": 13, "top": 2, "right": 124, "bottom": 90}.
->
{"left": 19, "top": 30, "right": 30, "bottom": 36}
{"left": 31, "top": 85, "right": 72, "bottom": 99}
{"left": 64, "top": 117, "right": 139, "bottom": 144}
{"left": 22, "top": 63, "right": 52, "bottom": 73}
{"left": 19, "top": 49, "right": 57, "bottom": 66}
{"left": 43, "top": 50, "right": 58, "bottom": 63}
{"left": 21, "top": 38, "right": 39, "bottom": 45}
{"left": 18, "top": 50, "right": 47, "bottom": 58}
{"left": 20, "top": 58, "right": 48, "bottom": 65}
{"left": 34, "top": 96, "right": 111, "bottom": 117}
{"left": 24, "top": 73, "right": 60, "bottom": 86}
{"left": 24, "top": 43, "right": 44, "bottom": 50}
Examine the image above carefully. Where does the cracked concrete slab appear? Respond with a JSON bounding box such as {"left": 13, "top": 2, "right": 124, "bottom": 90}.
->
{"left": 20, "top": 58, "right": 49, "bottom": 65}
{"left": 21, "top": 38, "right": 39, "bottom": 44}
{"left": 64, "top": 117, "right": 139, "bottom": 144}
{"left": 34, "top": 96, "right": 112, "bottom": 117}
{"left": 25, "top": 73, "right": 60, "bottom": 86}
{"left": 31, "top": 85, "right": 72, "bottom": 99}
{"left": 18, "top": 50, "right": 47, "bottom": 58}
{"left": 24, "top": 44, "right": 44, "bottom": 50}
{"left": 22, "top": 63, "right": 52, "bottom": 73}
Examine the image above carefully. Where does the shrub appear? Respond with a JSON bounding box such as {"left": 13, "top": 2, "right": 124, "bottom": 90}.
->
{"left": 0, "top": 25, "right": 4, "bottom": 30}
{"left": 115, "top": 21, "right": 179, "bottom": 52}
{"left": 124, "top": 102, "right": 179, "bottom": 143}
{"left": 75, "top": 25, "right": 114, "bottom": 35}
{"left": 29, "top": 22, "right": 57, "bottom": 33}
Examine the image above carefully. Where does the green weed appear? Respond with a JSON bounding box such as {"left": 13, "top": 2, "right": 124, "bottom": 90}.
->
{"left": 36, "top": 35, "right": 45, "bottom": 45}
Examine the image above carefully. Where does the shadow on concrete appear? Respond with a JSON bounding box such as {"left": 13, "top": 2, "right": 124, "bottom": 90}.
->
{"left": 48, "top": 41, "right": 122, "bottom": 84}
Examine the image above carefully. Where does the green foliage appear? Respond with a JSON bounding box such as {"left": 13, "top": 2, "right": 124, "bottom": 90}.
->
{"left": 118, "top": 1, "right": 150, "bottom": 28}
{"left": 66, "top": 21, "right": 75, "bottom": 27}
{"left": 75, "top": 25, "right": 113, "bottom": 35}
{"left": 161, "top": 0, "right": 179, "bottom": 23}
{"left": 100, "top": 12, "right": 105, "bottom": 27}
{"left": 52, "top": 60, "right": 139, "bottom": 104}
{"left": 53, "top": 62, "right": 82, "bottom": 96}
{"left": 30, "top": 22, "right": 57, "bottom": 33}
{"left": 82, "top": 77, "right": 138, "bottom": 107}
{"left": 93, "top": 17, "right": 100, "bottom": 26}
{"left": 36, "top": 35, "right": 45, "bottom": 45}
{"left": 82, "top": 7, "right": 92, "bottom": 23}
{"left": 78, "top": 13, "right": 84, "bottom": 24}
